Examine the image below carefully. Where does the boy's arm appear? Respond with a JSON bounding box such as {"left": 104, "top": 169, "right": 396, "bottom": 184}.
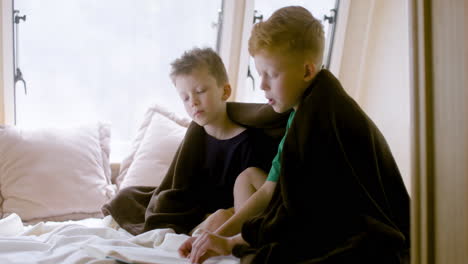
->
{"left": 214, "top": 180, "right": 277, "bottom": 237}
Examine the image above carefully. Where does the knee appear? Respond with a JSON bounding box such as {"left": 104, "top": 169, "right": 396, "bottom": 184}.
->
{"left": 234, "top": 170, "right": 252, "bottom": 194}
{"left": 234, "top": 169, "right": 250, "bottom": 188}
{"left": 234, "top": 167, "right": 266, "bottom": 190}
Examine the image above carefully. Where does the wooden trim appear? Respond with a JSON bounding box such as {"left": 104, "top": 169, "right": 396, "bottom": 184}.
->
{"left": 410, "top": 0, "right": 468, "bottom": 263}
{"left": 409, "top": 0, "right": 435, "bottom": 263}
{"left": 232, "top": 0, "right": 254, "bottom": 102}
{"left": 218, "top": 0, "right": 251, "bottom": 102}
{"left": 0, "top": 0, "right": 14, "bottom": 125}
{"left": 327, "top": 0, "right": 350, "bottom": 77}
{"left": 431, "top": 0, "right": 468, "bottom": 263}
{"left": 0, "top": 2, "right": 3, "bottom": 124}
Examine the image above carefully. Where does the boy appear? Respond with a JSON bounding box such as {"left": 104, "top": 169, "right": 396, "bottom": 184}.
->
{"left": 178, "top": 6, "right": 410, "bottom": 264}
{"left": 169, "top": 47, "right": 277, "bottom": 235}
{"left": 102, "top": 47, "right": 277, "bottom": 235}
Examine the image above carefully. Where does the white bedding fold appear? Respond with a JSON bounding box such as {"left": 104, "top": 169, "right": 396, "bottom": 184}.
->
{"left": 0, "top": 214, "right": 239, "bottom": 264}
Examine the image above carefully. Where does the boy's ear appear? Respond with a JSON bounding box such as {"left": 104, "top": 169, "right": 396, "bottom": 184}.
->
{"left": 222, "top": 84, "right": 231, "bottom": 101}
{"left": 303, "top": 63, "right": 317, "bottom": 82}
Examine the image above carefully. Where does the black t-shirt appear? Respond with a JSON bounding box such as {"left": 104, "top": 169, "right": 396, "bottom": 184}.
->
{"left": 202, "top": 127, "right": 276, "bottom": 210}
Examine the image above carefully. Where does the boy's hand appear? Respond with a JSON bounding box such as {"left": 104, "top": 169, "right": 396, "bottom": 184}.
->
{"left": 178, "top": 230, "right": 233, "bottom": 264}
{"left": 178, "top": 236, "right": 196, "bottom": 258}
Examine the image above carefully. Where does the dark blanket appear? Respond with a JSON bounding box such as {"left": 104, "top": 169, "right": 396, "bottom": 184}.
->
{"left": 233, "top": 70, "right": 410, "bottom": 263}
{"left": 101, "top": 103, "right": 289, "bottom": 235}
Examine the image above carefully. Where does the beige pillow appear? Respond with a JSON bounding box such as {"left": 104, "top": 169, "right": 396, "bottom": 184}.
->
{"left": 116, "top": 104, "right": 190, "bottom": 189}
{"left": 0, "top": 123, "right": 116, "bottom": 223}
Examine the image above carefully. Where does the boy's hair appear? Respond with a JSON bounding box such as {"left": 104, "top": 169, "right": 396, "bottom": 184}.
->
{"left": 248, "top": 6, "right": 325, "bottom": 68}
{"left": 170, "top": 47, "right": 229, "bottom": 87}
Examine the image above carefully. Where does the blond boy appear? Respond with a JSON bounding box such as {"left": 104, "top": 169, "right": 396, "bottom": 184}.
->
{"left": 179, "top": 6, "right": 410, "bottom": 264}
{"left": 170, "top": 47, "right": 276, "bottom": 235}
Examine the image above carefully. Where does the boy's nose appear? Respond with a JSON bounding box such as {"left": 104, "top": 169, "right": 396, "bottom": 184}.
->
{"left": 260, "top": 79, "right": 269, "bottom": 91}
{"left": 190, "top": 97, "right": 199, "bottom": 106}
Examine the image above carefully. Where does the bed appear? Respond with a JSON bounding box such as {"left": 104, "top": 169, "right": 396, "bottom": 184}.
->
{"left": 0, "top": 214, "right": 238, "bottom": 264}
{"left": 0, "top": 104, "right": 240, "bottom": 264}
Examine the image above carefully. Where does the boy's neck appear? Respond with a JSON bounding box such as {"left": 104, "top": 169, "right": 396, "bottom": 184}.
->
{"left": 294, "top": 72, "right": 318, "bottom": 111}
{"left": 294, "top": 70, "right": 321, "bottom": 111}
{"left": 203, "top": 112, "right": 245, "bottom": 140}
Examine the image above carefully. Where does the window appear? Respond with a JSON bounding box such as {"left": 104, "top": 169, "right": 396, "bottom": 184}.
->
{"left": 12, "top": 0, "right": 223, "bottom": 160}
{"left": 4, "top": 0, "right": 340, "bottom": 161}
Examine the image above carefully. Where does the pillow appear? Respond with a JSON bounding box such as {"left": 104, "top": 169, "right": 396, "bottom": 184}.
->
{"left": 0, "top": 123, "right": 116, "bottom": 223}
{"left": 116, "top": 104, "right": 190, "bottom": 190}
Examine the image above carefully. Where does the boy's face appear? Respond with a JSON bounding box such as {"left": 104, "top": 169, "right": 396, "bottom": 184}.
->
{"left": 174, "top": 67, "right": 230, "bottom": 127}
{"left": 253, "top": 49, "right": 314, "bottom": 113}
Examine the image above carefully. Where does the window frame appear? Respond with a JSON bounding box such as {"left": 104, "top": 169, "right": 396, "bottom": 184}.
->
{"left": 1, "top": 0, "right": 15, "bottom": 125}
{"left": 217, "top": 0, "right": 253, "bottom": 101}
{"left": 327, "top": 0, "right": 349, "bottom": 77}
{"left": 0, "top": 0, "right": 349, "bottom": 123}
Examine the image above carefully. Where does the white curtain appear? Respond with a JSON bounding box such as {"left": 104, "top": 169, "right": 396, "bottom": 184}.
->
{"left": 336, "top": 0, "right": 411, "bottom": 190}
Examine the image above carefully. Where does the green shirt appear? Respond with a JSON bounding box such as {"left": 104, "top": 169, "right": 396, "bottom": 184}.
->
{"left": 266, "top": 110, "right": 296, "bottom": 182}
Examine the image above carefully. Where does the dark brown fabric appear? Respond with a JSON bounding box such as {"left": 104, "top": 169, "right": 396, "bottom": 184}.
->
{"left": 101, "top": 104, "right": 289, "bottom": 235}
{"left": 234, "top": 70, "right": 410, "bottom": 263}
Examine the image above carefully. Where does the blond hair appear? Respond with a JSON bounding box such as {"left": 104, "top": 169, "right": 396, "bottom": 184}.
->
{"left": 248, "top": 6, "right": 325, "bottom": 67}
{"left": 170, "top": 47, "right": 229, "bottom": 87}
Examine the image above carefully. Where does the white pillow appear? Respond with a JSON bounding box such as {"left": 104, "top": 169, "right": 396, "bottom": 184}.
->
{"left": 116, "top": 104, "right": 190, "bottom": 190}
{"left": 0, "top": 123, "right": 116, "bottom": 223}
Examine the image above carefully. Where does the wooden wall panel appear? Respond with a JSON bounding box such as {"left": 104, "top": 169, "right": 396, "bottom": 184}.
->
{"left": 431, "top": 0, "right": 468, "bottom": 263}
{"left": 410, "top": 0, "right": 468, "bottom": 263}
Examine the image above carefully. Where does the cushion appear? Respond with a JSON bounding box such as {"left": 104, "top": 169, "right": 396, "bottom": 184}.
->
{"left": 0, "top": 123, "right": 116, "bottom": 223}
{"left": 116, "top": 104, "right": 190, "bottom": 190}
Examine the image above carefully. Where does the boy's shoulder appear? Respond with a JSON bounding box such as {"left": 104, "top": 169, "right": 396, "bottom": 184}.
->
{"left": 299, "top": 70, "right": 357, "bottom": 115}
{"left": 244, "top": 127, "right": 280, "bottom": 150}
{"left": 244, "top": 126, "right": 268, "bottom": 139}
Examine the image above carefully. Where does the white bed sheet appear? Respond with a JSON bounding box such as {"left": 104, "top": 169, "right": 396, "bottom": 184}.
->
{"left": 0, "top": 214, "right": 240, "bottom": 264}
